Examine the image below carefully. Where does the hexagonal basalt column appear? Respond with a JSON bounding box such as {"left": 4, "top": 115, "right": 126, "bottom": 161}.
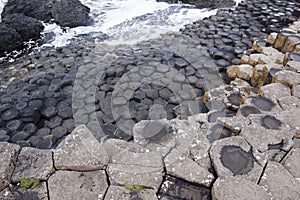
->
{"left": 210, "top": 136, "right": 265, "bottom": 183}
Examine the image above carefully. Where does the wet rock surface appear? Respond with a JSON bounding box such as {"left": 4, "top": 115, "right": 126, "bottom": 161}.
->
{"left": 0, "top": 0, "right": 300, "bottom": 199}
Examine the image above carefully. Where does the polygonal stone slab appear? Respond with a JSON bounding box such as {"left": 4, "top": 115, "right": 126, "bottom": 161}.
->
{"left": 209, "top": 136, "right": 265, "bottom": 183}
{"left": 104, "top": 186, "right": 158, "bottom": 200}
{"left": 107, "top": 163, "right": 163, "bottom": 191}
{"left": 240, "top": 114, "right": 293, "bottom": 152}
{"left": 216, "top": 116, "right": 250, "bottom": 133}
{"left": 0, "top": 142, "right": 20, "bottom": 191}
{"left": 292, "top": 84, "right": 300, "bottom": 98}
{"left": 0, "top": 182, "right": 48, "bottom": 200}
{"left": 48, "top": 170, "right": 108, "bottom": 200}
{"left": 11, "top": 147, "right": 54, "bottom": 182}
{"left": 164, "top": 149, "right": 214, "bottom": 187}
{"left": 243, "top": 96, "right": 282, "bottom": 113}
{"left": 273, "top": 70, "right": 300, "bottom": 87}
{"left": 259, "top": 83, "right": 291, "bottom": 100}
{"left": 158, "top": 175, "right": 211, "bottom": 200}
{"left": 212, "top": 177, "right": 271, "bottom": 200}
{"left": 259, "top": 161, "right": 300, "bottom": 199}
{"left": 277, "top": 96, "right": 300, "bottom": 111}
{"left": 54, "top": 125, "right": 109, "bottom": 171}
{"left": 281, "top": 149, "right": 300, "bottom": 180}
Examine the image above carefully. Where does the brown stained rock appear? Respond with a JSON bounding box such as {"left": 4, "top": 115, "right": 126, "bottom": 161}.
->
{"left": 0, "top": 142, "right": 20, "bottom": 191}
{"left": 267, "top": 32, "right": 278, "bottom": 45}
{"left": 240, "top": 55, "right": 250, "bottom": 64}
{"left": 107, "top": 163, "right": 163, "bottom": 191}
{"left": 273, "top": 70, "right": 300, "bottom": 87}
{"left": 54, "top": 125, "right": 109, "bottom": 171}
{"left": 274, "top": 31, "right": 294, "bottom": 50}
{"left": 11, "top": 147, "right": 54, "bottom": 182}
{"left": 164, "top": 149, "right": 214, "bottom": 187}
{"left": 104, "top": 186, "right": 158, "bottom": 200}
{"left": 281, "top": 148, "right": 300, "bottom": 180}
{"left": 259, "top": 162, "right": 300, "bottom": 199}
{"left": 259, "top": 83, "right": 291, "bottom": 100}
{"left": 0, "top": 182, "right": 48, "bottom": 200}
{"left": 212, "top": 177, "right": 271, "bottom": 200}
{"left": 250, "top": 65, "right": 268, "bottom": 87}
{"left": 209, "top": 136, "right": 265, "bottom": 183}
{"left": 48, "top": 170, "right": 108, "bottom": 200}
{"left": 282, "top": 35, "right": 300, "bottom": 53}
{"left": 226, "top": 65, "right": 239, "bottom": 79}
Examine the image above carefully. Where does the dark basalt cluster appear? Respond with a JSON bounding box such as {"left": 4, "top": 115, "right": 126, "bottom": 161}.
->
{"left": 157, "top": 0, "right": 235, "bottom": 9}
{"left": 0, "top": 0, "right": 90, "bottom": 55}
{"left": 220, "top": 145, "right": 254, "bottom": 176}
{"left": 181, "top": 0, "right": 300, "bottom": 68}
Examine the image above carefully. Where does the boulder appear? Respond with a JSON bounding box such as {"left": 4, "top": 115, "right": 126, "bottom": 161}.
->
{"left": 0, "top": 23, "right": 22, "bottom": 55}
{"left": 2, "top": 0, "right": 90, "bottom": 28}
{"left": 2, "top": 13, "right": 44, "bottom": 41}
{"left": 52, "top": 0, "right": 90, "bottom": 28}
{"left": 1, "top": 0, "right": 53, "bottom": 22}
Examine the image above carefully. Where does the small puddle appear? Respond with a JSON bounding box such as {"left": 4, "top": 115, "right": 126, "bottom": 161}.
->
{"left": 220, "top": 145, "right": 254, "bottom": 175}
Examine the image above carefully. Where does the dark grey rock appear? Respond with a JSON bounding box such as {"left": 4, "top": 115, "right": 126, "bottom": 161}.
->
{"left": 0, "top": 23, "right": 22, "bottom": 55}
{"left": 52, "top": 126, "right": 68, "bottom": 139}
{"left": 2, "top": 13, "right": 44, "bottom": 41}
{"left": 6, "top": 120, "right": 22, "bottom": 132}
{"left": 2, "top": 108, "right": 18, "bottom": 121}
{"left": 11, "top": 131, "right": 30, "bottom": 143}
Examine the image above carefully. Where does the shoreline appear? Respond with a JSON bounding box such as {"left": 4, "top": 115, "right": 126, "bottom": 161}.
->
{"left": 0, "top": 0, "right": 300, "bottom": 199}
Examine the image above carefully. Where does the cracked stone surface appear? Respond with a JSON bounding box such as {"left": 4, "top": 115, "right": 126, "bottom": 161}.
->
{"left": 0, "top": 142, "right": 20, "bottom": 191}
{"left": 259, "top": 161, "right": 300, "bottom": 199}
{"left": 48, "top": 170, "right": 108, "bottom": 200}
{"left": 240, "top": 114, "right": 293, "bottom": 152}
{"left": 164, "top": 148, "right": 214, "bottom": 187}
{"left": 212, "top": 177, "right": 271, "bottom": 200}
{"left": 209, "top": 136, "right": 265, "bottom": 183}
{"left": 281, "top": 148, "right": 300, "bottom": 180}
{"left": 104, "top": 185, "right": 158, "bottom": 200}
{"left": 11, "top": 147, "right": 54, "bottom": 182}
{"left": 0, "top": 182, "right": 48, "bottom": 200}
{"left": 54, "top": 125, "right": 109, "bottom": 171}
{"left": 260, "top": 83, "right": 291, "bottom": 100}
{"left": 107, "top": 163, "right": 163, "bottom": 191}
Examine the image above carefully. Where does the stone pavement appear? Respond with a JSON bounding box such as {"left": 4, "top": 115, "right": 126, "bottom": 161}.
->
{"left": 1, "top": 24, "right": 300, "bottom": 199}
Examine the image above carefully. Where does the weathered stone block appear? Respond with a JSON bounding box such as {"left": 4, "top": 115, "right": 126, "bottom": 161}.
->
{"left": 107, "top": 163, "right": 163, "bottom": 191}
{"left": 11, "top": 147, "right": 54, "bottom": 182}
{"left": 212, "top": 177, "right": 271, "bottom": 200}
{"left": 259, "top": 83, "right": 291, "bottom": 100}
{"left": 292, "top": 84, "right": 300, "bottom": 98}
{"left": 259, "top": 162, "right": 300, "bottom": 199}
{"left": 273, "top": 70, "right": 300, "bottom": 87}
{"left": 209, "top": 136, "right": 265, "bottom": 183}
{"left": 54, "top": 125, "right": 109, "bottom": 171}
{"left": 0, "top": 142, "right": 20, "bottom": 191}
{"left": 281, "top": 148, "right": 300, "bottom": 180}
{"left": 48, "top": 170, "right": 108, "bottom": 200}
{"left": 164, "top": 148, "right": 214, "bottom": 187}
{"left": 0, "top": 182, "right": 48, "bottom": 200}
{"left": 104, "top": 186, "right": 158, "bottom": 200}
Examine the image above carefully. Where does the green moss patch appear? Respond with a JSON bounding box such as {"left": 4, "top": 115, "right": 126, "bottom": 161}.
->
{"left": 121, "top": 184, "right": 147, "bottom": 191}
{"left": 20, "top": 178, "right": 40, "bottom": 190}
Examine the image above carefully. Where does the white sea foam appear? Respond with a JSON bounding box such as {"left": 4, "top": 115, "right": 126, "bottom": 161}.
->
{"left": 0, "top": 0, "right": 243, "bottom": 47}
